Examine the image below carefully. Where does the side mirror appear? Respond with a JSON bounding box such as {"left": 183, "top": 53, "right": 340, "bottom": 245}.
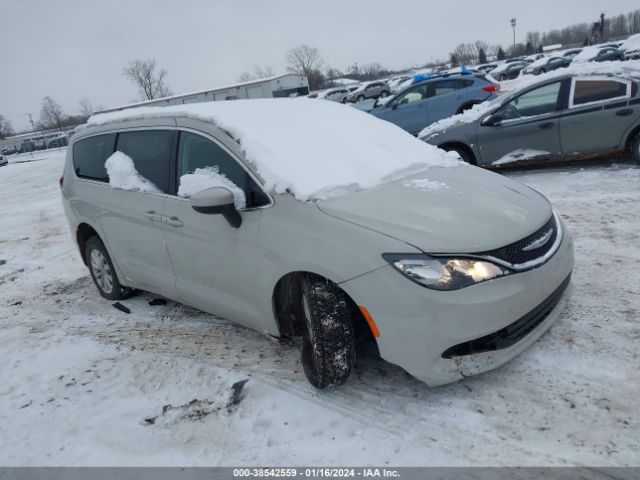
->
{"left": 190, "top": 186, "right": 242, "bottom": 229}
{"left": 482, "top": 113, "right": 502, "bottom": 127}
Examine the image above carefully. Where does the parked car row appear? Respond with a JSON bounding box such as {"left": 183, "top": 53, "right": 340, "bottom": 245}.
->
{"left": 1, "top": 131, "right": 70, "bottom": 156}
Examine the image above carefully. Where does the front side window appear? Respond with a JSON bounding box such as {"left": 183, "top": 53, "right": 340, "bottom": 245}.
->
{"left": 572, "top": 79, "right": 629, "bottom": 106}
{"left": 177, "top": 131, "right": 269, "bottom": 208}
{"left": 391, "top": 84, "right": 428, "bottom": 107}
{"left": 116, "top": 130, "right": 173, "bottom": 193}
{"left": 73, "top": 133, "right": 116, "bottom": 181}
{"left": 496, "top": 82, "right": 561, "bottom": 120}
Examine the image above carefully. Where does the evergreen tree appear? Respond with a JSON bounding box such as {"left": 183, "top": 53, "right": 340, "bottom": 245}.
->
{"left": 497, "top": 47, "right": 506, "bottom": 60}
{"left": 479, "top": 48, "right": 488, "bottom": 64}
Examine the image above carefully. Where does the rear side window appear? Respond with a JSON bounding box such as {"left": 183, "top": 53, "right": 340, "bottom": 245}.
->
{"left": 572, "top": 79, "right": 629, "bottom": 106}
{"left": 116, "top": 130, "right": 173, "bottom": 193}
{"left": 72, "top": 133, "right": 116, "bottom": 181}
{"left": 431, "top": 80, "right": 459, "bottom": 97}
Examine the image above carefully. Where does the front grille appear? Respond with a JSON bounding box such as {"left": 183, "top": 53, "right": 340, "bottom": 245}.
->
{"left": 475, "top": 214, "right": 558, "bottom": 267}
{"left": 441, "top": 274, "right": 571, "bottom": 358}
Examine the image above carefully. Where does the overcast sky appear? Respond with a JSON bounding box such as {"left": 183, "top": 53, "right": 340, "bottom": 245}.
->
{"left": 1, "top": 0, "right": 638, "bottom": 130}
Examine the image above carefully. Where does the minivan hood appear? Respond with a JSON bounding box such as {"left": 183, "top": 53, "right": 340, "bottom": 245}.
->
{"left": 317, "top": 165, "right": 552, "bottom": 253}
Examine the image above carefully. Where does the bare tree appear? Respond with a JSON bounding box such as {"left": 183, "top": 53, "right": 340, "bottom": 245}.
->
{"left": 450, "top": 43, "right": 475, "bottom": 65}
{"left": 40, "top": 96, "right": 65, "bottom": 131}
{"left": 123, "top": 59, "right": 172, "bottom": 100}
{"left": 79, "top": 97, "right": 94, "bottom": 119}
{"left": 286, "top": 44, "right": 324, "bottom": 90}
{"left": 0, "top": 114, "right": 14, "bottom": 140}
{"left": 237, "top": 65, "right": 275, "bottom": 82}
{"left": 360, "top": 62, "right": 387, "bottom": 80}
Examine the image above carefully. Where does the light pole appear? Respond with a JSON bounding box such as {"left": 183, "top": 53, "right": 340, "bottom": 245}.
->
{"left": 511, "top": 18, "right": 517, "bottom": 48}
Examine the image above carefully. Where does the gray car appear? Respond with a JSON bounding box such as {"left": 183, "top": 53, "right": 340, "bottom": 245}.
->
{"left": 421, "top": 73, "right": 640, "bottom": 167}
{"left": 369, "top": 74, "right": 497, "bottom": 135}
{"left": 523, "top": 56, "right": 571, "bottom": 75}
{"left": 346, "top": 80, "right": 390, "bottom": 102}
{"left": 61, "top": 100, "right": 573, "bottom": 388}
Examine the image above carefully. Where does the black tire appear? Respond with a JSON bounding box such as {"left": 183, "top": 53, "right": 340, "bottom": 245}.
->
{"left": 632, "top": 133, "right": 640, "bottom": 164}
{"left": 443, "top": 145, "right": 474, "bottom": 165}
{"left": 539, "top": 68, "right": 546, "bottom": 74}
{"left": 379, "top": 90, "right": 389, "bottom": 98}
{"left": 357, "top": 95, "right": 365, "bottom": 102}
{"left": 85, "top": 236, "right": 131, "bottom": 300}
{"left": 299, "top": 274, "right": 356, "bottom": 389}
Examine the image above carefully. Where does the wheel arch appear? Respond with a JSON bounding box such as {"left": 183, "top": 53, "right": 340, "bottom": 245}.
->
{"left": 438, "top": 141, "right": 478, "bottom": 165}
{"left": 623, "top": 123, "right": 640, "bottom": 152}
{"left": 76, "top": 222, "right": 101, "bottom": 265}
{"left": 271, "top": 270, "right": 377, "bottom": 345}
{"left": 456, "top": 100, "right": 481, "bottom": 114}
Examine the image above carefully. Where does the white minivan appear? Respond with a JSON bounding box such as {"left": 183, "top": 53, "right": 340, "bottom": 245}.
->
{"left": 61, "top": 99, "right": 574, "bottom": 388}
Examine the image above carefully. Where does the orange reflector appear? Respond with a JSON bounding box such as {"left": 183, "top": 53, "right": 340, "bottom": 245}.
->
{"left": 358, "top": 305, "right": 380, "bottom": 338}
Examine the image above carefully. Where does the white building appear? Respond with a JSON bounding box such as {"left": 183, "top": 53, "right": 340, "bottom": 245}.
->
{"left": 97, "top": 74, "right": 309, "bottom": 114}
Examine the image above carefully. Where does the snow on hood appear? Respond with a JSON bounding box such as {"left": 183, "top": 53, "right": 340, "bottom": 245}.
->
{"left": 526, "top": 56, "right": 555, "bottom": 69}
{"left": 87, "top": 99, "right": 461, "bottom": 201}
{"left": 572, "top": 47, "right": 601, "bottom": 62}
{"left": 420, "top": 60, "right": 640, "bottom": 139}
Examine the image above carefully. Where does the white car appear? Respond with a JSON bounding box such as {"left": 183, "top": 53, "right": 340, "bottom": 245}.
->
{"left": 61, "top": 99, "right": 573, "bottom": 388}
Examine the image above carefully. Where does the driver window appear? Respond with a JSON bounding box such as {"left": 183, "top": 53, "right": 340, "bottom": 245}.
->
{"left": 497, "top": 82, "right": 561, "bottom": 120}
{"left": 177, "top": 131, "right": 269, "bottom": 207}
{"left": 392, "top": 84, "right": 428, "bottom": 107}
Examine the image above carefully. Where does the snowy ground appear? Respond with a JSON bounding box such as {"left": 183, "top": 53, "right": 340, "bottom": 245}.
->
{"left": 0, "top": 149, "right": 638, "bottom": 466}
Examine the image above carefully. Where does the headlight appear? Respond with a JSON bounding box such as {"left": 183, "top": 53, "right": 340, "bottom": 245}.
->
{"left": 383, "top": 254, "right": 511, "bottom": 291}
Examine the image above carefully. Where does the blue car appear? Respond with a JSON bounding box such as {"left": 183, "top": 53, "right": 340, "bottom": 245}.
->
{"left": 369, "top": 74, "right": 498, "bottom": 135}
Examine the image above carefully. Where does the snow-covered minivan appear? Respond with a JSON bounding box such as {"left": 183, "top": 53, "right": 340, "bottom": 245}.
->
{"left": 61, "top": 99, "right": 574, "bottom": 388}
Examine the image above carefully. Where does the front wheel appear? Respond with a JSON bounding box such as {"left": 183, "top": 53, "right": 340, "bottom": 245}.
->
{"left": 86, "top": 236, "right": 131, "bottom": 300}
{"left": 299, "top": 274, "right": 356, "bottom": 389}
{"left": 357, "top": 95, "right": 365, "bottom": 102}
{"left": 379, "top": 91, "right": 389, "bottom": 98}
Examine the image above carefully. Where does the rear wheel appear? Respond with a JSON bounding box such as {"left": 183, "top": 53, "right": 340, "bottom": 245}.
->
{"left": 86, "top": 236, "right": 131, "bottom": 300}
{"left": 299, "top": 274, "right": 356, "bottom": 389}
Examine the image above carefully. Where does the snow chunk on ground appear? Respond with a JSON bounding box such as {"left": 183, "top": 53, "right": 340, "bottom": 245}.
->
{"left": 105, "top": 151, "right": 160, "bottom": 193}
{"left": 492, "top": 149, "right": 551, "bottom": 166}
{"left": 87, "top": 99, "right": 460, "bottom": 201}
{"left": 403, "top": 178, "right": 450, "bottom": 191}
{"left": 178, "top": 167, "right": 246, "bottom": 210}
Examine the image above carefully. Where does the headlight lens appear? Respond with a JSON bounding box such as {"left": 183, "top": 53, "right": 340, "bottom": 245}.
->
{"left": 383, "top": 254, "right": 511, "bottom": 291}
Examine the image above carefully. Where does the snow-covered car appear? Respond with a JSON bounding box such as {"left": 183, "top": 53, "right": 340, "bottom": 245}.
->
{"left": 572, "top": 46, "right": 625, "bottom": 63}
{"left": 62, "top": 99, "right": 574, "bottom": 388}
{"left": 420, "top": 70, "right": 640, "bottom": 167}
{"left": 316, "top": 87, "right": 349, "bottom": 103}
{"left": 523, "top": 56, "right": 571, "bottom": 75}
{"left": 490, "top": 61, "right": 528, "bottom": 81}
{"left": 620, "top": 33, "right": 640, "bottom": 60}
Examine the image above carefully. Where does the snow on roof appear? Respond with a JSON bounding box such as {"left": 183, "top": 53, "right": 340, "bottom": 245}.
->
{"left": 621, "top": 33, "right": 640, "bottom": 52}
{"left": 86, "top": 99, "right": 460, "bottom": 201}
{"left": 572, "top": 46, "right": 602, "bottom": 62}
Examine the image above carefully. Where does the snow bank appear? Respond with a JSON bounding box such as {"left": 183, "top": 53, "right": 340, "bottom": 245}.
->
{"left": 88, "top": 99, "right": 460, "bottom": 201}
{"left": 178, "top": 167, "right": 246, "bottom": 210}
{"left": 492, "top": 149, "right": 551, "bottom": 166}
{"left": 105, "top": 151, "right": 160, "bottom": 193}
{"left": 421, "top": 60, "right": 640, "bottom": 139}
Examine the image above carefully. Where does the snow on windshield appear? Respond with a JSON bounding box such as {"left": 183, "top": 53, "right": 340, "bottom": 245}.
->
{"left": 88, "top": 99, "right": 461, "bottom": 201}
{"left": 104, "top": 151, "right": 160, "bottom": 193}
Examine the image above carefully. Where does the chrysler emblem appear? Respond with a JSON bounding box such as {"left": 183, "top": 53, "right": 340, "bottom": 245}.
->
{"left": 522, "top": 228, "right": 553, "bottom": 251}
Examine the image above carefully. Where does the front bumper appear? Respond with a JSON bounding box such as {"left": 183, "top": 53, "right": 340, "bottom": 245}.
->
{"left": 340, "top": 227, "right": 574, "bottom": 386}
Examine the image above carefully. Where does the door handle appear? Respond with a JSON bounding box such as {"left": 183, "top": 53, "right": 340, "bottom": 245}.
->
{"left": 616, "top": 108, "right": 633, "bottom": 117}
{"left": 144, "top": 210, "right": 161, "bottom": 222}
{"left": 165, "top": 216, "right": 184, "bottom": 227}
{"left": 538, "top": 122, "right": 554, "bottom": 130}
